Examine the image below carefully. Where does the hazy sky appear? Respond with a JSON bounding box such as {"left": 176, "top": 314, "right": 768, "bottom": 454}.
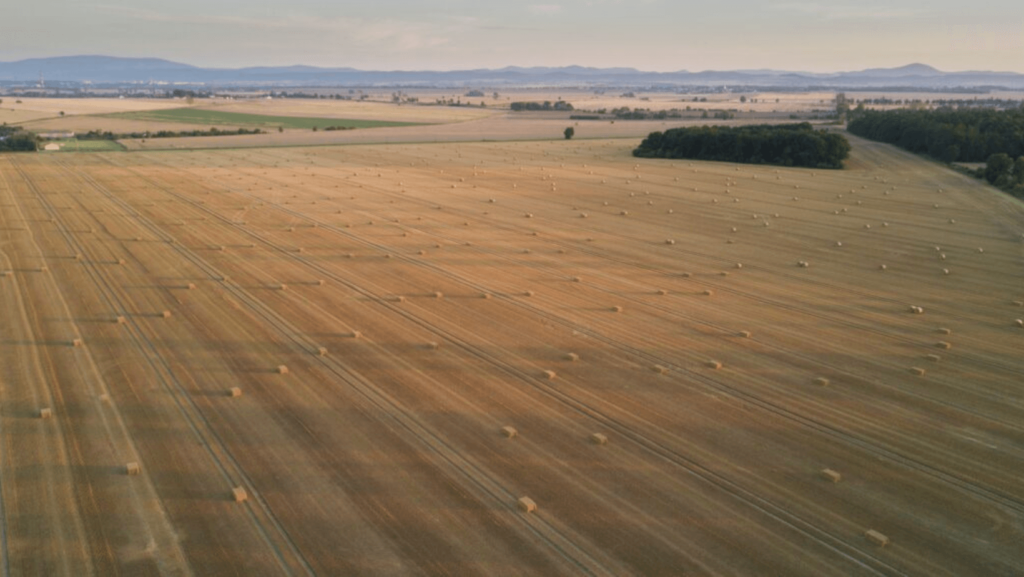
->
{"left": 2, "top": 0, "right": 1021, "bottom": 72}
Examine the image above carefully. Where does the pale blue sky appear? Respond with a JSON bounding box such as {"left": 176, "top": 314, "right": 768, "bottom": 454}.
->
{"left": 2, "top": 0, "right": 1021, "bottom": 72}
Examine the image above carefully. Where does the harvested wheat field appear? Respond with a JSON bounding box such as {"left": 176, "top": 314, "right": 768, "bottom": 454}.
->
{"left": 1, "top": 134, "right": 1023, "bottom": 576}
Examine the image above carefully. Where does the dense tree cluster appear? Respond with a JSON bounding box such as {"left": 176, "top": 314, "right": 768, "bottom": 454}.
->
{"left": 0, "top": 125, "right": 37, "bottom": 152}
{"left": 633, "top": 123, "right": 850, "bottom": 169}
{"left": 846, "top": 107, "right": 1024, "bottom": 163}
{"left": 510, "top": 101, "right": 574, "bottom": 111}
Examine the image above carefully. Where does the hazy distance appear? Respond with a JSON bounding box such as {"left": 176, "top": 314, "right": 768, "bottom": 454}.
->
{"left": 2, "top": 0, "right": 1021, "bottom": 73}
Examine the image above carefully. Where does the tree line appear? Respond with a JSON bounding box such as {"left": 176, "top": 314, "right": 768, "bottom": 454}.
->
{"left": 846, "top": 107, "right": 1024, "bottom": 163}
{"left": 510, "top": 101, "right": 574, "bottom": 111}
{"left": 633, "top": 123, "right": 850, "bottom": 169}
{"left": 0, "top": 125, "right": 37, "bottom": 152}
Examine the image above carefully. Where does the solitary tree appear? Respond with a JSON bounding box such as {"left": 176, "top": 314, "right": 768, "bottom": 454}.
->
{"left": 564, "top": 126, "right": 575, "bottom": 140}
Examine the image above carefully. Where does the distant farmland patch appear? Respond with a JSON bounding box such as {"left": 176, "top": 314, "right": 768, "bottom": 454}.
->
{"left": 101, "top": 107, "right": 422, "bottom": 130}
{"left": 52, "top": 139, "right": 126, "bottom": 152}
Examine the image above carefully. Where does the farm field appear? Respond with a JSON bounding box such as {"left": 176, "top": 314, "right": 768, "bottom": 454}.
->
{"left": 1, "top": 135, "right": 1023, "bottom": 576}
{"left": 101, "top": 107, "right": 423, "bottom": 130}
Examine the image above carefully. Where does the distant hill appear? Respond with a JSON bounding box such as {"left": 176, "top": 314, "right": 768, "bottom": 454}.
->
{"left": 2, "top": 55, "right": 1023, "bottom": 88}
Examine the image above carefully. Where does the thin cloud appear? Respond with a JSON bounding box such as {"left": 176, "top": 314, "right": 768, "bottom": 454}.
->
{"left": 772, "top": 3, "right": 924, "bottom": 21}
{"left": 528, "top": 4, "right": 564, "bottom": 16}
{"left": 94, "top": 5, "right": 454, "bottom": 54}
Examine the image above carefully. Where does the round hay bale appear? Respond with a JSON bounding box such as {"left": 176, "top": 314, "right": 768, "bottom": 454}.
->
{"left": 703, "top": 289, "right": 714, "bottom": 296}
{"left": 814, "top": 377, "right": 830, "bottom": 386}
{"left": 564, "top": 352, "right": 580, "bottom": 362}
{"left": 652, "top": 364, "right": 667, "bottom": 374}
{"left": 705, "top": 360, "right": 723, "bottom": 370}
{"left": 666, "top": 239, "right": 676, "bottom": 245}
{"left": 543, "top": 369, "right": 557, "bottom": 380}
{"left": 611, "top": 305, "right": 623, "bottom": 313}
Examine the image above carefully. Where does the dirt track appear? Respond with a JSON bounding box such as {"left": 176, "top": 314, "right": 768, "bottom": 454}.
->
{"left": 1, "top": 135, "right": 1023, "bottom": 575}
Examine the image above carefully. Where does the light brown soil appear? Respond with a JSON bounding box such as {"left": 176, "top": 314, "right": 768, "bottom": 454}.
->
{"left": 1, "top": 134, "right": 1022, "bottom": 576}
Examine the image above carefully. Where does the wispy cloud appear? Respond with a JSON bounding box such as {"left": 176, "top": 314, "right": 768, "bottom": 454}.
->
{"left": 94, "top": 5, "right": 456, "bottom": 53}
{"left": 772, "top": 3, "right": 923, "bottom": 21}
{"left": 528, "top": 4, "right": 563, "bottom": 16}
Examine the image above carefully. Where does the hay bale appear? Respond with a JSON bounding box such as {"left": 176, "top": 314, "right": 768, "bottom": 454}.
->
{"left": 126, "top": 462, "right": 141, "bottom": 476}
{"left": 681, "top": 272, "right": 692, "bottom": 278}
{"left": 39, "top": 408, "right": 52, "bottom": 419}
{"left": 187, "top": 283, "right": 196, "bottom": 290}
{"left": 738, "top": 330, "right": 751, "bottom": 338}
{"left": 543, "top": 369, "right": 557, "bottom": 380}
{"left": 564, "top": 352, "right": 580, "bottom": 362}
{"left": 501, "top": 426, "right": 518, "bottom": 438}
{"left": 735, "top": 263, "right": 743, "bottom": 269}
{"left": 611, "top": 305, "right": 623, "bottom": 313}
{"left": 703, "top": 289, "right": 714, "bottom": 296}
{"left": 72, "top": 338, "right": 83, "bottom": 347}
{"left": 879, "top": 264, "right": 887, "bottom": 271}
{"left": 864, "top": 530, "right": 890, "bottom": 547}
{"left": 705, "top": 360, "right": 722, "bottom": 370}
{"left": 926, "top": 354, "right": 941, "bottom": 363}
{"left": 162, "top": 310, "right": 172, "bottom": 318}
{"left": 115, "top": 315, "right": 126, "bottom": 325}
{"left": 798, "top": 261, "right": 809, "bottom": 268}
{"left": 665, "top": 239, "right": 676, "bottom": 245}
{"left": 909, "top": 306, "right": 924, "bottom": 314}
{"left": 814, "top": 377, "right": 830, "bottom": 386}
{"left": 524, "top": 290, "right": 535, "bottom": 297}
{"left": 835, "top": 241, "right": 843, "bottom": 247}
{"left": 909, "top": 367, "right": 926, "bottom": 376}
{"left": 943, "top": 268, "right": 950, "bottom": 275}
{"left": 350, "top": 331, "right": 362, "bottom": 339}
{"left": 1016, "top": 319, "right": 1024, "bottom": 328}
{"left": 277, "top": 365, "right": 289, "bottom": 374}
{"left": 652, "top": 364, "right": 667, "bottom": 374}
{"left": 434, "top": 291, "right": 444, "bottom": 299}
{"left": 590, "top": 433, "right": 608, "bottom": 445}
{"left": 820, "top": 468, "right": 842, "bottom": 483}
{"left": 517, "top": 497, "right": 537, "bottom": 513}
{"left": 657, "top": 289, "right": 668, "bottom": 295}
{"left": 317, "top": 347, "right": 328, "bottom": 357}
{"left": 1012, "top": 301, "right": 1023, "bottom": 307}
{"left": 394, "top": 295, "right": 406, "bottom": 303}
{"left": 481, "top": 292, "right": 492, "bottom": 299}
{"left": 426, "top": 341, "right": 440, "bottom": 350}
{"left": 938, "top": 327, "right": 951, "bottom": 335}
{"left": 936, "top": 341, "right": 951, "bottom": 349}
{"left": 232, "top": 487, "right": 248, "bottom": 503}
